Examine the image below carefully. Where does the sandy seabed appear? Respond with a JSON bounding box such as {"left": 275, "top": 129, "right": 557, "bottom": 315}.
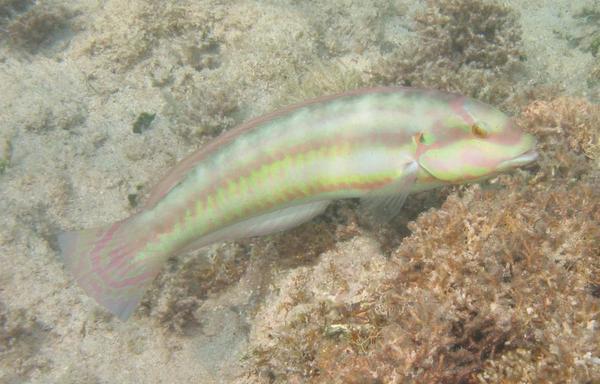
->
{"left": 0, "top": 0, "right": 598, "bottom": 383}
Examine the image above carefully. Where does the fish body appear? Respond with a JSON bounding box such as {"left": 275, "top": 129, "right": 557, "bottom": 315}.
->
{"left": 58, "top": 87, "right": 537, "bottom": 319}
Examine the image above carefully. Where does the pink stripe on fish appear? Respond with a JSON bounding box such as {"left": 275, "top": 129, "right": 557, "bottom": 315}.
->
{"left": 58, "top": 86, "right": 536, "bottom": 320}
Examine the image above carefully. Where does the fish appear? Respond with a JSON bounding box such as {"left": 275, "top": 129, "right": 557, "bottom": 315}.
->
{"left": 58, "top": 87, "right": 538, "bottom": 320}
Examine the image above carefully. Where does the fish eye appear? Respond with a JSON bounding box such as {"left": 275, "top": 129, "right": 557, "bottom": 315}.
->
{"left": 471, "top": 123, "right": 488, "bottom": 138}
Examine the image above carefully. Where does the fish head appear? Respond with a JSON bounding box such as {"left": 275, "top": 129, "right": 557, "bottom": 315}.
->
{"left": 416, "top": 97, "right": 537, "bottom": 184}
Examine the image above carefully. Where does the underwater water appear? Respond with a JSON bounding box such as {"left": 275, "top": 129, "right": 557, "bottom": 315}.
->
{"left": 0, "top": 0, "right": 598, "bottom": 383}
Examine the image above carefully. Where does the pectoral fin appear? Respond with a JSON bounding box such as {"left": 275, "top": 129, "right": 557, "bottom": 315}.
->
{"left": 359, "top": 161, "right": 418, "bottom": 223}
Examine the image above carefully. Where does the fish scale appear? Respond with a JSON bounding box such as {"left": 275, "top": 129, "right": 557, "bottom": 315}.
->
{"left": 58, "top": 86, "right": 537, "bottom": 319}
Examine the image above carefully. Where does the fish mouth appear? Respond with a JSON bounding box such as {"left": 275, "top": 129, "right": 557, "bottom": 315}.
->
{"left": 498, "top": 148, "right": 539, "bottom": 169}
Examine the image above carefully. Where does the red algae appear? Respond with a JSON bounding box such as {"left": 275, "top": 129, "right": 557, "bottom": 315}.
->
{"left": 244, "top": 97, "right": 599, "bottom": 383}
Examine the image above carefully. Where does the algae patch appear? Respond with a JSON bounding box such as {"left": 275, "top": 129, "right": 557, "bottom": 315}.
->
{"left": 574, "top": 5, "right": 600, "bottom": 57}
{"left": 0, "top": 0, "right": 76, "bottom": 53}
{"left": 374, "top": 0, "right": 524, "bottom": 108}
{"left": 0, "top": 135, "right": 11, "bottom": 174}
{"left": 132, "top": 112, "right": 156, "bottom": 134}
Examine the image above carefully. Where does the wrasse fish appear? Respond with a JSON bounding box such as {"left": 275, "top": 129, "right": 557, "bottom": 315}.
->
{"left": 58, "top": 87, "right": 538, "bottom": 320}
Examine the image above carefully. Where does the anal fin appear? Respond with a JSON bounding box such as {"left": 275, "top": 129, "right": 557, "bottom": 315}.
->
{"left": 181, "top": 200, "right": 331, "bottom": 253}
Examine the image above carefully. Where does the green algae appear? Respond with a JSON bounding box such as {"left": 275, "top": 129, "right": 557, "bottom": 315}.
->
{"left": 0, "top": 136, "right": 11, "bottom": 175}
{"left": 132, "top": 112, "right": 156, "bottom": 134}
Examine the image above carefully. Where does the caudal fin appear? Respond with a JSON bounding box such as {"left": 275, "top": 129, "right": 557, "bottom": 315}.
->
{"left": 58, "top": 218, "right": 166, "bottom": 320}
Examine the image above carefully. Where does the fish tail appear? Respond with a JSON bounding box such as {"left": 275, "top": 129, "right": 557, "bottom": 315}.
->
{"left": 57, "top": 216, "right": 165, "bottom": 320}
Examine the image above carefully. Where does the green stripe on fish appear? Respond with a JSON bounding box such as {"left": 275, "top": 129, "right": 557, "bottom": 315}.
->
{"left": 57, "top": 87, "right": 537, "bottom": 320}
